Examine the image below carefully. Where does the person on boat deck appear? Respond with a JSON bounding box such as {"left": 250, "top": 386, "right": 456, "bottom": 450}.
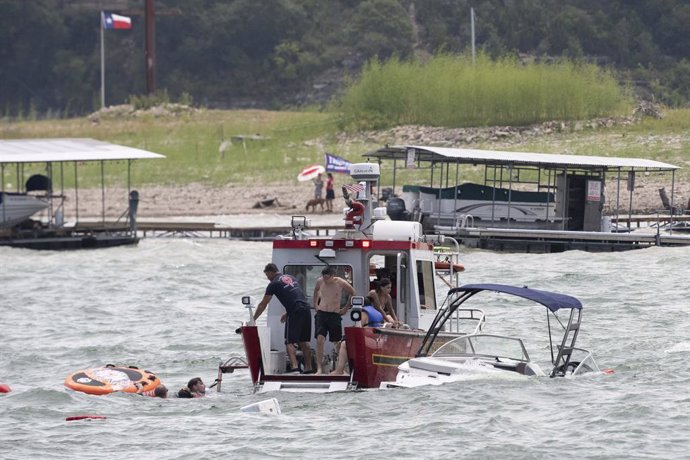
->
{"left": 374, "top": 267, "right": 398, "bottom": 304}
{"left": 331, "top": 296, "right": 396, "bottom": 375}
{"left": 368, "top": 277, "right": 400, "bottom": 326}
{"left": 177, "top": 377, "right": 206, "bottom": 398}
{"left": 254, "top": 263, "right": 314, "bottom": 374}
{"left": 312, "top": 266, "right": 356, "bottom": 374}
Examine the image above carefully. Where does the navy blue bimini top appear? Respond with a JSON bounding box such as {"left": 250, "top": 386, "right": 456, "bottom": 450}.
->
{"left": 448, "top": 283, "right": 582, "bottom": 312}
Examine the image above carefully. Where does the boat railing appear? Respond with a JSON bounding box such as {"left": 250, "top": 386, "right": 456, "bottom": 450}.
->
{"left": 554, "top": 346, "right": 600, "bottom": 376}
{"left": 457, "top": 214, "right": 474, "bottom": 228}
{"left": 446, "top": 308, "right": 485, "bottom": 335}
{"left": 428, "top": 235, "right": 464, "bottom": 289}
{"left": 434, "top": 333, "right": 530, "bottom": 363}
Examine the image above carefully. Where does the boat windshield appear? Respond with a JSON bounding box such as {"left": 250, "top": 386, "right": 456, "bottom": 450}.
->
{"left": 433, "top": 334, "right": 529, "bottom": 362}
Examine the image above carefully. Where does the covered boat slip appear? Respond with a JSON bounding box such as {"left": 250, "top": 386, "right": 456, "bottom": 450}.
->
{"left": 0, "top": 138, "right": 164, "bottom": 249}
{"left": 365, "top": 145, "right": 688, "bottom": 252}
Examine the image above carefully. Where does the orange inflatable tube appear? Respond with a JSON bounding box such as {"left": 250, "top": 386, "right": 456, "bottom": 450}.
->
{"left": 434, "top": 261, "right": 465, "bottom": 272}
{"left": 64, "top": 365, "right": 161, "bottom": 396}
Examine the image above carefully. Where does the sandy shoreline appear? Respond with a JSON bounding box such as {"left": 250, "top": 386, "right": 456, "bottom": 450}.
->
{"left": 66, "top": 175, "right": 689, "bottom": 221}
{"left": 41, "top": 116, "right": 690, "bottom": 221}
{"left": 65, "top": 183, "right": 345, "bottom": 219}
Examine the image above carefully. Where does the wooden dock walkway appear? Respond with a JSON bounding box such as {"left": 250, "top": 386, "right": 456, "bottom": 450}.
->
{"left": 135, "top": 221, "right": 341, "bottom": 241}
{"left": 447, "top": 226, "right": 690, "bottom": 252}
{"left": 75, "top": 216, "right": 690, "bottom": 252}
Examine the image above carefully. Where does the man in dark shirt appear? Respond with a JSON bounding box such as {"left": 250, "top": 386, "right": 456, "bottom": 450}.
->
{"left": 254, "top": 263, "right": 314, "bottom": 373}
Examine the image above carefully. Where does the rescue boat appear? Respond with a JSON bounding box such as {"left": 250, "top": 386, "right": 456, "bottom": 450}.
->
{"left": 236, "top": 163, "right": 484, "bottom": 393}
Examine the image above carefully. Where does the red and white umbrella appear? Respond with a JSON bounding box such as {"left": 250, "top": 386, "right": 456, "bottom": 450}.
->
{"left": 297, "top": 164, "right": 325, "bottom": 182}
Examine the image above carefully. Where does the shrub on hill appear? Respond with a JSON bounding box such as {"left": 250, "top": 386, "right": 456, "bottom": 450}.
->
{"left": 336, "top": 54, "right": 632, "bottom": 130}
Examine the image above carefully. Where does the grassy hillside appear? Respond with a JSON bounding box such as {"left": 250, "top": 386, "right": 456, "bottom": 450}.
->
{"left": 2, "top": 108, "right": 690, "bottom": 190}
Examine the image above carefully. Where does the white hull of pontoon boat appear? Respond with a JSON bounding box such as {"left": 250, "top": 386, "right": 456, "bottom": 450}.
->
{"left": 0, "top": 193, "right": 48, "bottom": 227}
{"left": 380, "top": 356, "right": 545, "bottom": 389}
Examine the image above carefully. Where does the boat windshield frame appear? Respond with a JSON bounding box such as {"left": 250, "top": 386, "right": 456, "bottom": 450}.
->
{"left": 417, "top": 284, "right": 585, "bottom": 375}
{"left": 432, "top": 333, "right": 531, "bottom": 363}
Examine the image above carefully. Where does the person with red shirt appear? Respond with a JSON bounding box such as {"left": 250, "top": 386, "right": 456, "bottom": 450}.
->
{"left": 325, "top": 173, "right": 335, "bottom": 212}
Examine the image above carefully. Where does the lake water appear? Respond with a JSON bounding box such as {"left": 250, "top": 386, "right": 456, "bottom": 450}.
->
{"left": 1, "top": 238, "right": 689, "bottom": 459}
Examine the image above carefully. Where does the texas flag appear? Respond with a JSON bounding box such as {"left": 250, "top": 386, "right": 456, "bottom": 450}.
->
{"left": 102, "top": 12, "right": 132, "bottom": 30}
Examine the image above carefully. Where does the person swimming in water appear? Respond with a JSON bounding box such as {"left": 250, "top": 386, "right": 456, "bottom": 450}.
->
{"left": 177, "top": 377, "right": 206, "bottom": 398}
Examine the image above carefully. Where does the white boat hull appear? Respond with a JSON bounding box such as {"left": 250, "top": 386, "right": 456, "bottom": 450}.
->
{"left": 0, "top": 193, "right": 48, "bottom": 228}
{"left": 381, "top": 356, "right": 544, "bottom": 389}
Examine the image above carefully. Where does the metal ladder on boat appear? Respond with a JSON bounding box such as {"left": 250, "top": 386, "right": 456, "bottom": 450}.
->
{"left": 428, "top": 235, "right": 463, "bottom": 289}
{"left": 551, "top": 310, "right": 582, "bottom": 377}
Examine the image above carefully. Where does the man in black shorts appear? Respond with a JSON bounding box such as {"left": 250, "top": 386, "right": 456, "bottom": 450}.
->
{"left": 312, "top": 266, "right": 355, "bottom": 374}
{"left": 254, "top": 263, "right": 314, "bottom": 374}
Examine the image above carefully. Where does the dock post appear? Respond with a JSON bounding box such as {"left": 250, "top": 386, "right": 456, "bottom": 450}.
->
{"left": 129, "top": 190, "right": 139, "bottom": 234}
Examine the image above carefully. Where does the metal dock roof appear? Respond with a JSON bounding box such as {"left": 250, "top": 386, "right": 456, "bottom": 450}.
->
{"left": 0, "top": 138, "right": 165, "bottom": 163}
{"left": 366, "top": 145, "right": 678, "bottom": 171}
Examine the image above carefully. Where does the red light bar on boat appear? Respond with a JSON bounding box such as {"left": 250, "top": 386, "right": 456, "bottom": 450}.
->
{"left": 274, "top": 240, "right": 433, "bottom": 250}
{"left": 305, "top": 240, "right": 373, "bottom": 249}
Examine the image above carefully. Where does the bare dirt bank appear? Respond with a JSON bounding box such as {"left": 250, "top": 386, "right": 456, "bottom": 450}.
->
{"left": 67, "top": 176, "right": 688, "bottom": 221}
{"left": 67, "top": 117, "right": 690, "bottom": 220}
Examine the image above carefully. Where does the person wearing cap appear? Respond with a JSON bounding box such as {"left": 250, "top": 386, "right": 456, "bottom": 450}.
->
{"left": 312, "top": 266, "right": 355, "bottom": 374}
{"left": 254, "top": 263, "right": 314, "bottom": 374}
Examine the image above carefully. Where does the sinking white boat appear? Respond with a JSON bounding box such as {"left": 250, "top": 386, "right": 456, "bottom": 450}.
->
{"left": 0, "top": 192, "right": 48, "bottom": 228}
{"left": 381, "top": 283, "right": 602, "bottom": 389}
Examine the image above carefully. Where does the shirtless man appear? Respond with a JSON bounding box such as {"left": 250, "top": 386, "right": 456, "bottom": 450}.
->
{"left": 312, "top": 266, "right": 355, "bottom": 374}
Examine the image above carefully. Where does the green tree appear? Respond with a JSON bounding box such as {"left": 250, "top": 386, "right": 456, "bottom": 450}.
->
{"left": 348, "top": 0, "right": 415, "bottom": 61}
{"left": 0, "top": 0, "right": 68, "bottom": 116}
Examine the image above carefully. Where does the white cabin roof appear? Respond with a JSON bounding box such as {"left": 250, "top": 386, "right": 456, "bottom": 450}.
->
{"left": 366, "top": 145, "right": 678, "bottom": 171}
{"left": 0, "top": 138, "right": 165, "bottom": 164}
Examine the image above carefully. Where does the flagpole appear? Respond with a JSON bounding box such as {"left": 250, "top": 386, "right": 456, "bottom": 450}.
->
{"left": 100, "top": 11, "right": 105, "bottom": 109}
{"left": 471, "top": 7, "right": 476, "bottom": 65}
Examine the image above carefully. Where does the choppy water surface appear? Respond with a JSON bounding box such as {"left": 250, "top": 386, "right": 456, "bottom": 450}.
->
{"left": 1, "top": 238, "right": 689, "bottom": 459}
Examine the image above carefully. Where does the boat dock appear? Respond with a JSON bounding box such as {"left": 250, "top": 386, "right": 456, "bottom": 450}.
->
{"left": 128, "top": 217, "right": 690, "bottom": 252}
{"left": 136, "top": 221, "right": 343, "bottom": 241}
{"left": 4, "top": 217, "right": 688, "bottom": 252}
{"left": 444, "top": 226, "right": 690, "bottom": 252}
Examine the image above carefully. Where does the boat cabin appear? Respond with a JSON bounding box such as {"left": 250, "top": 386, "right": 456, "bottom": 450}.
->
{"left": 239, "top": 163, "right": 476, "bottom": 392}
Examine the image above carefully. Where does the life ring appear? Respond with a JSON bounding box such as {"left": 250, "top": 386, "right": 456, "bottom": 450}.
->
{"left": 345, "top": 201, "right": 365, "bottom": 229}
{"left": 434, "top": 261, "right": 465, "bottom": 272}
{"left": 64, "top": 365, "right": 161, "bottom": 396}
